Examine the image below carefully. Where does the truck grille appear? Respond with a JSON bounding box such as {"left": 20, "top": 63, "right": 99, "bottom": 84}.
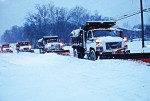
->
{"left": 50, "top": 44, "right": 60, "bottom": 49}
{"left": 24, "top": 48, "right": 29, "bottom": 50}
{"left": 106, "top": 42, "right": 122, "bottom": 50}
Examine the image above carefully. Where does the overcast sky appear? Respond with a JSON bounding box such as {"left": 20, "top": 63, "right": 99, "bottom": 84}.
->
{"left": 0, "top": 0, "right": 150, "bottom": 35}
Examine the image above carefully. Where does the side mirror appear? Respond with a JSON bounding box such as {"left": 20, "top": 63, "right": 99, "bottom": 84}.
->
{"left": 89, "top": 38, "right": 94, "bottom": 42}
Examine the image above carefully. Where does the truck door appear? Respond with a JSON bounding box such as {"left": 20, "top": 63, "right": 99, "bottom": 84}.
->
{"left": 86, "top": 30, "right": 95, "bottom": 49}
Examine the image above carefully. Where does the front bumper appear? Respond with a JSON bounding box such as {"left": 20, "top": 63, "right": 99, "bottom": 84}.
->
{"left": 19, "top": 48, "right": 34, "bottom": 52}
{"left": 2, "top": 49, "right": 13, "bottom": 53}
{"left": 46, "top": 49, "right": 70, "bottom": 55}
{"left": 96, "top": 46, "right": 103, "bottom": 53}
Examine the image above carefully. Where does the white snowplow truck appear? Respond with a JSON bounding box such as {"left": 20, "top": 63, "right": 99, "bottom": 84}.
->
{"left": 38, "top": 36, "right": 70, "bottom": 55}
{"left": 70, "top": 21, "right": 130, "bottom": 61}
{"left": 16, "top": 41, "right": 34, "bottom": 53}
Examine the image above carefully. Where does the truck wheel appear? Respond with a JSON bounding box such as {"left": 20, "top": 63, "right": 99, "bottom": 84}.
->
{"left": 95, "top": 52, "right": 99, "bottom": 60}
{"left": 78, "top": 52, "right": 85, "bottom": 59}
{"left": 73, "top": 49, "right": 84, "bottom": 59}
{"left": 89, "top": 50, "right": 96, "bottom": 61}
{"left": 39, "top": 49, "right": 42, "bottom": 54}
{"left": 40, "top": 49, "right": 45, "bottom": 54}
{"left": 82, "top": 52, "right": 85, "bottom": 59}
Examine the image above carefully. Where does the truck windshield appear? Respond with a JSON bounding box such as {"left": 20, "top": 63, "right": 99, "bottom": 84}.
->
{"left": 2, "top": 45, "right": 9, "bottom": 48}
{"left": 47, "top": 38, "right": 57, "bottom": 43}
{"left": 20, "top": 42, "right": 29, "bottom": 46}
{"left": 93, "top": 30, "right": 117, "bottom": 37}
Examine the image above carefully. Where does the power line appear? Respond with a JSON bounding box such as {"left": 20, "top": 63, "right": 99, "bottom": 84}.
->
{"left": 113, "top": 7, "right": 150, "bottom": 21}
{"left": 112, "top": 5, "right": 150, "bottom": 19}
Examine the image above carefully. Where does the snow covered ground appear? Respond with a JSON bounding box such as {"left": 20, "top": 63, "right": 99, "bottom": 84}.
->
{"left": 0, "top": 41, "right": 150, "bottom": 101}
{"left": 128, "top": 41, "right": 150, "bottom": 53}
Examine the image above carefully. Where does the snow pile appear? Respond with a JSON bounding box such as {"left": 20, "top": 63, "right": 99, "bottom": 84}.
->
{"left": 0, "top": 41, "right": 150, "bottom": 101}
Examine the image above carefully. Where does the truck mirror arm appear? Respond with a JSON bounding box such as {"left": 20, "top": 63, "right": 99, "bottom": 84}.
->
{"left": 88, "top": 38, "right": 94, "bottom": 42}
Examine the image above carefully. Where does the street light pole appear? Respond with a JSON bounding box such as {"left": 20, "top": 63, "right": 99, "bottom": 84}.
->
{"left": 140, "top": 0, "right": 145, "bottom": 48}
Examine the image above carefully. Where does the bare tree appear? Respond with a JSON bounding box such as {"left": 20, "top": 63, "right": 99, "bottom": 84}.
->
{"left": 69, "top": 6, "right": 90, "bottom": 26}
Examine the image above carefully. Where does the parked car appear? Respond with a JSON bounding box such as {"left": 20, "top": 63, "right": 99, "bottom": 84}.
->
{"left": 1, "top": 44, "right": 13, "bottom": 53}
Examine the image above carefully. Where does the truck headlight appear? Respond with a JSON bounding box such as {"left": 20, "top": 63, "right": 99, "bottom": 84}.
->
{"left": 123, "top": 37, "right": 127, "bottom": 42}
{"left": 47, "top": 43, "right": 51, "bottom": 47}
{"left": 60, "top": 43, "right": 64, "bottom": 47}
{"left": 95, "top": 38, "right": 100, "bottom": 43}
{"left": 29, "top": 45, "right": 32, "bottom": 49}
{"left": 95, "top": 38, "right": 102, "bottom": 46}
{"left": 20, "top": 46, "right": 23, "bottom": 49}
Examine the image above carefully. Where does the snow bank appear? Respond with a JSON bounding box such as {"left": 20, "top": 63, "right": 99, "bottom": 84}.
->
{"left": 0, "top": 52, "right": 150, "bottom": 101}
{"left": 0, "top": 41, "right": 150, "bottom": 101}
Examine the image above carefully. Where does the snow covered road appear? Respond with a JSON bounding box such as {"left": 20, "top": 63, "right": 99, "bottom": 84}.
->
{"left": 0, "top": 50, "right": 150, "bottom": 101}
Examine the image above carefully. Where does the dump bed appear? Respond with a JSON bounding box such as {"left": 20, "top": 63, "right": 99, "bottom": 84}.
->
{"left": 81, "top": 21, "right": 116, "bottom": 31}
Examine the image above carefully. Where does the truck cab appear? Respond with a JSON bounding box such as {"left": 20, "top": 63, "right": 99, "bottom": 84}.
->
{"left": 71, "top": 21, "right": 129, "bottom": 60}
{"left": 38, "top": 36, "right": 63, "bottom": 53}
{"left": 86, "top": 28, "right": 125, "bottom": 53}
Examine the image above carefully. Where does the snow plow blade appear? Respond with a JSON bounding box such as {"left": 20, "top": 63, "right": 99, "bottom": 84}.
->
{"left": 99, "top": 53, "right": 150, "bottom": 63}
{"left": 48, "top": 50, "right": 70, "bottom": 55}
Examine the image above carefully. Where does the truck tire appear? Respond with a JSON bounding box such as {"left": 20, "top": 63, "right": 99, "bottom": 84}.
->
{"left": 78, "top": 52, "right": 85, "bottom": 59}
{"left": 31, "top": 50, "right": 34, "bottom": 53}
{"left": 89, "top": 50, "right": 97, "bottom": 61}
{"left": 39, "top": 49, "right": 42, "bottom": 54}
{"left": 73, "top": 49, "right": 84, "bottom": 59}
{"left": 40, "top": 48, "right": 45, "bottom": 54}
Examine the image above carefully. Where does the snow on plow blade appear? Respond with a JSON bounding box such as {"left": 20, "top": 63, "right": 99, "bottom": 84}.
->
{"left": 48, "top": 50, "right": 70, "bottom": 55}
{"left": 99, "top": 53, "right": 150, "bottom": 63}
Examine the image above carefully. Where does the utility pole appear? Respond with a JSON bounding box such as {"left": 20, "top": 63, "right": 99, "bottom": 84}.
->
{"left": 140, "top": 0, "right": 145, "bottom": 48}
